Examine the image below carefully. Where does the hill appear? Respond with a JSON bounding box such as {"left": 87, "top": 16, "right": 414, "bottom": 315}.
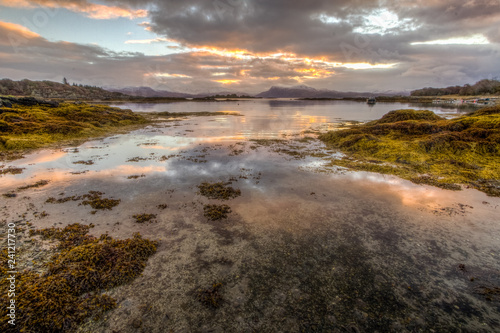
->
{"left": 411, "top": 79, "right": 500, "bottom": 96}
{"left": 256, "top": 85, "right": 407, "bottom": 98}
{"left": 107, "top": 86, "right": 192, "bottom": 98}
{"left": 0, "top": 79, "right": 127, "bottom": 100}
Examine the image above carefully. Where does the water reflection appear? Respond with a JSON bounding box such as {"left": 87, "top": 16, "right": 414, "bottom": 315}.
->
{"left": 1, "top": 101, "right": 499, "bottom": 332}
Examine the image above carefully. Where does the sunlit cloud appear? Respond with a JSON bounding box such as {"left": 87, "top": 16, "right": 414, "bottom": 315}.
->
{"left": 354, "top": 9, "right": 419, "bottom": 35}
{"left": 125, "top": 38, "right": 171, "bottom": 44}
{"left": 314, "top": 14, "right": 343, "bottom": 25}
{"left": 0, "top": 21, "right": 40, "bottom": 38}
{"left": 411, "top": 34, "right": 490, "bottom": 45}
{"left": 342, "top": 63, "right": 397, "bottom": 70}
{"left": 0, "top": 0, "right": 148, "bottom": 20}
{"left": 146, "top": 73, "right": 192, "bottom": 78}
{"left": 294, "top": 68, "right": 335, "bottom": 78}
{"left": 138, "top": 21, "right": 153, "bottom": 31}
{"left": 214, "top": 79, "right": 241, "bottom": 84}
{"left": 191, "top": 46, "right": 396, "bottom": 75}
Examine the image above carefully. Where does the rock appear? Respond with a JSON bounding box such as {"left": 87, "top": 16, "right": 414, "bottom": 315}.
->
{"left": 4, "top": 97, "right": 59, "bottom": 108}
{"left": 0, "top": 98, "right": 13, "bottom": 108}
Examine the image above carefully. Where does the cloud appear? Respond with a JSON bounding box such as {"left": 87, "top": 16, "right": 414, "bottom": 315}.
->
{"left": 0, "top": 0, "right": 148, "bottom": 19}
{"left": 1, "top": 0, "right": 500, "bottom": 93}
{"left": 411, "top": 34, "right": 490, "bottom": 45}
{"left": 125, "top": 37, "right": 170, "bottom": 44}
{"left": 141, "top": 0, "right": 500, "bottom": 59}
{"left": 0, "top": 21, "right": 40, "bottom": 40}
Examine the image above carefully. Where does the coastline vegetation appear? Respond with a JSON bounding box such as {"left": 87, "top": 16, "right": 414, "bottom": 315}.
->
{"left": 319, "top": 106, "right": 500, "bottom": 196}
{"left": 0, "top": 102, "right": 148, "bottom": 160}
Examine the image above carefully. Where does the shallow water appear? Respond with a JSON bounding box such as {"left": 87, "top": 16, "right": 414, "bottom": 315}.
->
{"left": 111, "top": 99, "right": 467, "bottom": 130}
{"left": 1, "top": 101, "right": 499, "bottom": 332}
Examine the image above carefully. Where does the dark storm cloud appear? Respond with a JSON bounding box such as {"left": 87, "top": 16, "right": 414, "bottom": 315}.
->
{"left": 111, "top": 0, "right": 500, "bottom": 59}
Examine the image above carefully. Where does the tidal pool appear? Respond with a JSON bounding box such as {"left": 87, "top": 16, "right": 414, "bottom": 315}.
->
{"left": 1, "top": 101, "right": 498, "bottom": 332}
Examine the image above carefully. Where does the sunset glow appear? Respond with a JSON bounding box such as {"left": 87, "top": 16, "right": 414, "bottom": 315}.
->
{"left": 0, "top": 0, "right": 498, "bottom": 93}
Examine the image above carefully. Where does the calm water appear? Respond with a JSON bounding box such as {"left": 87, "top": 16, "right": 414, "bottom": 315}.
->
{"left": 1, "top": 100, "right": 499, "bottom": 332}
{"left": 110, "top": 99, "right": 466, "bottom": 135}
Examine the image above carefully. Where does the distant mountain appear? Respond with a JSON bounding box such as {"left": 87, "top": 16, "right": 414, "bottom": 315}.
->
{"left": 256, "top": 85, "right": 408, "bottom": 98}
{"left": 0, "top": 79, "right": 127, "bottom": 99}
{"left": 108, "top": 86, "right": 193, "bottom": 98}
{"left": 109, "top": 86, "right": 252, "bottom": 98}
{"left": 0, "top": 79, "right": 410, "bottom": 101}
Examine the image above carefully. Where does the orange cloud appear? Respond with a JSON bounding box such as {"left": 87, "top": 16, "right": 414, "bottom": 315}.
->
{"left": 0, "top": 21, "right": 40, "bottom": 38}
{"left": 0, "top": 0, "right": 148, "bottom": 20}
{"left": 294, "top": 68, "right": 335, "bottom": 78}
{"left": 214, "top": 79, "right": 241, "bottom": 84}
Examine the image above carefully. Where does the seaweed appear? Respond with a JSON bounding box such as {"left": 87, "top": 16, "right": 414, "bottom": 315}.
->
{"left": 0, "top": 103, "right": 148, "bottom": 158}
{"left": 203, "top": 204, "right": 232, "bottom": 221}
{"left": 476, "top": 286, "right": 500, "bottom": 302}
{"left": 197, "top": 282, "right": 224, "bottom": 309}
{"left": 197, "top": 182, "right": 241, "bottom": 200}
{"left": 133, "top": 213, "right": 157, "bottom": 223}
{"left": 126, "top": 156, "right": 149, "bottom": 162}
{"left": 80, "top": 191, "right": 121, "bottom": 210}
{"left": 46, "top": 195, "right": 82, "bottom": 204}
{"left": 0, "top": 224, "right": 158, "bottom": 333}
{"left": 0, "top": 166, "right": 24, "bottom": 175}
{"left": 73, "top": 160, "right": 94, "bottom": 165}
{"left": 45, "top": 191, "right": 121, "bottom": 210}
{"left": 127, "top": 174, "right": 146, "bottom": 179}
{"left": 319, "top": 106, "right": 500, "bottom": 196}
{"left": 17, "top": 180, "right": 50, "bottom": 191}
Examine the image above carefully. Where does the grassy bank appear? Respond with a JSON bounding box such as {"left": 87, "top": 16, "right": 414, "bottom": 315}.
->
{"left": 319, "top": 106, "right": 500, "bottom": 196}
{"left": 0, "top": 102, "right": 148, "bottom": 160}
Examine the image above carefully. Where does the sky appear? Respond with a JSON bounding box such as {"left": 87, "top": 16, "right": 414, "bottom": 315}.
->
{"left": 0, "top": 0, "right": 499, "bottom": 94}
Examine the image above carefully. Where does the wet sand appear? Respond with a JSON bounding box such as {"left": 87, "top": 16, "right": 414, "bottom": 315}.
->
{"left": 1, "top": 111, "right": 499, "bottom": 332}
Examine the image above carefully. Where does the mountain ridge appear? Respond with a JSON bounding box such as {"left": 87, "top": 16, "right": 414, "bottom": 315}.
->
{"left": 1, "top": 79, "right": 410, "bottom": 100}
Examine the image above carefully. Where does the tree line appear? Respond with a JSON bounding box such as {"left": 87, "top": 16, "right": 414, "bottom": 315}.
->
{"left": 411, "top": 79, "right": 500, "bottom": 96}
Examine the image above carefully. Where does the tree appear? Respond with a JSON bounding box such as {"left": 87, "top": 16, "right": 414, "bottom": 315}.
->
{"left": 63, "top": 77, "right": 69, "bottom": 85}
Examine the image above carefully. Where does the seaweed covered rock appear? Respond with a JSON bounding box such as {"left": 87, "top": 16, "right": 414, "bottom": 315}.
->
{"left": 0, "top": 102, "right": 147, "bottom": 153}
{"left": 372, "top": 109, "right": 444, "bottom": 124}
{"left": 0, "top": 224, "right": 158, "bottom": 333}
{"left": 319, "top": 106, "right": 500, "bottom": 196}
{"left": 0, "top": 98, "right": 13, "bottom": 108}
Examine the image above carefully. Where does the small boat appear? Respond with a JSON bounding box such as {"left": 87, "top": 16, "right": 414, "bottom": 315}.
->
{"left": 367, "top": 98, "right": 376, "bottom": 104}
